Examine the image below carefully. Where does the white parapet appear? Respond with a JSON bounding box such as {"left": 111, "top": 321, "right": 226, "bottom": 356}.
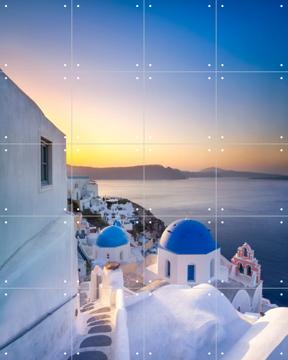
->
{"left": 112, "top": 289, "right": 131, "bottom": 360}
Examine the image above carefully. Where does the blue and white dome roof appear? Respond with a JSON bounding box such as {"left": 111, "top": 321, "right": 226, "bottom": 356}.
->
{"left": 96, "top": 224, "right": 129, "bottom": 248}
{"left": 160, "top": 219, "right": 218, "bottom": 255}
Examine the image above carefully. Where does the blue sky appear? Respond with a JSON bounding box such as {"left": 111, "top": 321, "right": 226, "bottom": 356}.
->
{"left": 2, "top": 0, "right": 287, "bottom": 71}
{"left": 0, "top": 0, "right": 287, "bottom": 171}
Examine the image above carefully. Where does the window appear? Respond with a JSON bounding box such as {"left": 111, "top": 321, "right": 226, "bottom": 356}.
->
{"left": 243, "top": 247, "right": 248, "bottom": 257}
{"left": 246, "top": 265, "right": 252, "bottom": 276}
{"left": 120, "top": 251, "right": 123, "bottom": 261}
{"left": 166, "top": 260, "right": 171, "bottom": 277}
{"left": 187, "top": 265, "right": 195, "bottom": 282}
{"left": 41, "top": 137, "right": 52, "bottom": 186}
{"left": 238, "top": 263, "right": 244, "bottom": 274}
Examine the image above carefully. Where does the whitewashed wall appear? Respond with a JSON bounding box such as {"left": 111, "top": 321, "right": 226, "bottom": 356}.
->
{"left": 0, "top": 71, "right": 78, "bottom": 359}
{"left": 232, "top": 290, "right": 251, "bottom": 313}
{"left": 112, "top": 289, "right": 130, "bottom": 360}
{"left": 0, "top": 71, "right": 67, "bottom": 265}
{"left": 158, "top": 247, "right": 221, "bottom": 285}
{"left": 96, "top": 243, "right": 130, "bottom": 263}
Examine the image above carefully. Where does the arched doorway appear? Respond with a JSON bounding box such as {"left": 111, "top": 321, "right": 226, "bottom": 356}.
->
{"left": 232, "top": 290, "right": 251, "bottom": 313}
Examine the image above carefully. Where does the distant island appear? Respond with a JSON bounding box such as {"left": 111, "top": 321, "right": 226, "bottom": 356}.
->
{"left": 67, "top": 165, "right": 288, "bottom": 180}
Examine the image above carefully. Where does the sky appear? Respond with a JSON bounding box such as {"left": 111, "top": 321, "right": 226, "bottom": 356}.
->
{"left": 0, "top": 0, "right": 288, "bottom": 173}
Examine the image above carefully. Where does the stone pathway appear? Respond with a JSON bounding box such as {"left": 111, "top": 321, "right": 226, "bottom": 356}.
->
{"left": 67, "top": 303, "right": 113, "bottom": 360}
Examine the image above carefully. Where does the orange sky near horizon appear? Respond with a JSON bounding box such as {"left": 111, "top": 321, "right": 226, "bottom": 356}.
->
{"left": 1, "top": 0, "right": 288, "bottom": 175}
{"left": 4, "top": 69, "right": 288, "bottom": 174}
{"left": 66, "top": 143, "right": 288, "bottom": 175}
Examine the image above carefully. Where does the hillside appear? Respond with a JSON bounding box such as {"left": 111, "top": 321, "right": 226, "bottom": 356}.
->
{"left": 184, "top": 167, "right": 288, "bottom": 180}
{"left": 68, "top": 165, "right": 288, "bottom": 180}
{"left": 67, "top": 164, "right": 186, "bottom": 180}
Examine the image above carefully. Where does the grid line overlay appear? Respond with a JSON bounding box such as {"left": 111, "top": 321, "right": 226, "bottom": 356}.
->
{"left": 0, "top": 1, "right": 287, "bottom": 359}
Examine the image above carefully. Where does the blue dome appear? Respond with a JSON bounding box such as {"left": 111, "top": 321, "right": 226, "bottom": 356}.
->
{"left": 96, "top": 225, "right": 129, "bottom": 248}
{"left": 160, "top": 219, "right": 218, "bottom": 255}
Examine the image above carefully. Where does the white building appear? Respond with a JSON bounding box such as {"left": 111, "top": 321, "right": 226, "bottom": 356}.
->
{"left": 0, "top": 70, "right": 78, "bottom": 359}
{"left": 86, "top": 180, "right": 98, "bottom": 197}
{"left": 67, "top": 176, "right": 89, "bottom": 201}
{"left": 77, "top": 260, "right": 288, "bottom": 360}
{"left": 67, "top": 176, "right": 98, "bottom": 201}
{"left": 148, "top": 218, "right": 263, "bottom": 313}
{"left": 94, "top": 222, "right": 131, "bottom": 264}
{"left": 157, "top": 219, "right": 221, "bottom": 284}
{"left": 67, "top": 176, "right": 98, "bottom": 211}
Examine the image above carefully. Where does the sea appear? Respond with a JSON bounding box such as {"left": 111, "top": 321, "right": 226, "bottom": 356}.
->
{"left": 97, "top": 178, "right": 288, "bottom": 306}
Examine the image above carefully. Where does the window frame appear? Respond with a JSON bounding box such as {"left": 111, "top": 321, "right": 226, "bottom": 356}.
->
{"left": 166, "top": 260, "right": 171, "bottom": 278}
{"left": 187, "top": 264, "right": 195, "bottom": 282}
{"left": 40, "top": 137, "right": 53, "bottom": 187}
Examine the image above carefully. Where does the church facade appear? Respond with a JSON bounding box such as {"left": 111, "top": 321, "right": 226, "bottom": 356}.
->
{"left": 87, "top": 217, "right": 264, "bottom": 313}
{"left": 95, "top": 222, "right": 131, "bottom": 263}
{"left": 157, "top": 219, "right": 222, "bottom": 284}
{"left": 152, "top": 219, "right": 263, "bottom": 313}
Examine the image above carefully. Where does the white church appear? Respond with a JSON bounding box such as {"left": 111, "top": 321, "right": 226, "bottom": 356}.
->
{"left": 148, "top": 219, "right": 263, "bottom": 313}
{"left": 88, "top": 218, "right": 264, "bottom": 313}
{"left": 74, "top": 218, "right": 286, "bottom": 360}
{"left": 94, "top": 221, "right": 131, "bottom": 264}
{"left": 157, "top": 219, "right": 222, "bottom": 284}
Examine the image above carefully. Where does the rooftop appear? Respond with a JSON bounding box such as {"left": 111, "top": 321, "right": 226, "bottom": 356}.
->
{"left": 96, "top": 225, "right": 129, "bottom": 248}
{"left": 160, "top": 219, "right": 218, "bottom": 255}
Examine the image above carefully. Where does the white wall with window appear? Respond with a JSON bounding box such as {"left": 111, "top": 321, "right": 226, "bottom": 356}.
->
{"left": 40, "top": 137, "right": 53, "bottom": 186}
{"left": 0, "top": 73, "right": 68, "bottom": 264}
{"left": 0, "top": 70, "right": 77, "bottom": 359}
{"left": 67, "top": 176, "right": 90, "bottom": 201}
{"left": 158, "top": 247, "right": 220, "bottom": 285}
{"left": 95, "top": 243, "right": 130, "bottom": 264}
{"left": 156, "top": 219, "right": 222, "bottom": 286}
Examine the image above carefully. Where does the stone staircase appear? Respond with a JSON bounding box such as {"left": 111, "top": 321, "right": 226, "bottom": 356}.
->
{"left": 67, "top": 302, "right": 114, "bottom": 360}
